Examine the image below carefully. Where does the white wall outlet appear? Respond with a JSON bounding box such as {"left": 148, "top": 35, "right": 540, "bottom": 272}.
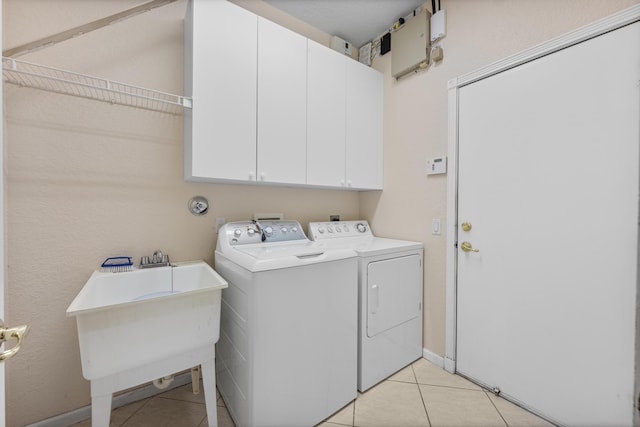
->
{"left": 426, "top": 156, "right": 447, "bottom": 175}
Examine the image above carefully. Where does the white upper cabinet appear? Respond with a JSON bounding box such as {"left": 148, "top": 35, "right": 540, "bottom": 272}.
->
{"left": 306, "top": 40, "right": 347, "bottom": 187}
{"left": 184, "top": 0, "right": 258, "bottom": 183}
{"left": 257, "top": 18, "right": 308, "bottom": 185}
{"left": 307, "top": 40, "right": 384, "bottom": 190}
{"left": 185, "top": 0, "right": 383, "bottom": 190}
{"left": 346, "top": 60, "right": 383, "bottom": 190}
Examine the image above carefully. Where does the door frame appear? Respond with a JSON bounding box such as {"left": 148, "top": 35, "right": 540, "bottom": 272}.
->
{"left": 1, "top": 3, "right": 5, "bottom": 425}
{"left": 444, "top": 4, "right": 640, "bottom": 379}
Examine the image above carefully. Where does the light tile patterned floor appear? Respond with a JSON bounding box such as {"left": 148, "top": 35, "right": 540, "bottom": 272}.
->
{"left": 72, "top": 358, "right": 554, "bottom": 426}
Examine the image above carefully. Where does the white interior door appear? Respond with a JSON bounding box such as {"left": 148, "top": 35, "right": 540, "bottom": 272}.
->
{"left": 456, "top": 22, "right": 639, "bottom": 426}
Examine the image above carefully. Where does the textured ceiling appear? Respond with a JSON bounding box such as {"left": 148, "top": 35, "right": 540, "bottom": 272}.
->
{"left": 262, "top": 0, "right": 427, "bottom": 48}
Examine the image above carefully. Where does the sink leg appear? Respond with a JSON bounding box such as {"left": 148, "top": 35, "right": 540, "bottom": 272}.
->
{"left": 91, "top": 393, "right": 112, "bottom": 427}
{"left": 201, "top": 358, "right": 218, "bottom": 427}
{"left": 191, "top": 365, "right": 201, "bottom": 394}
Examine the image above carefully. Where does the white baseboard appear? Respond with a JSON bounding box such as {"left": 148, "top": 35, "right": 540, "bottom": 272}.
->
{"left": 26, "top": 372, "right": 193, "bottom": 427}
{"left": 422, "top": 348, "right": 445, "bottom": 368}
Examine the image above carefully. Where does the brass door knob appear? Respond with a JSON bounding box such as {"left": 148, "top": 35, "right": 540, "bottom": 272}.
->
{"left": 0, "top": 319, "right": 30, "bottom": 362}
{"left": 461, "top": 241, "right": 479, "bottom": 253}
{"left": 461, "top": 222, "right": 472, "bottom": 232}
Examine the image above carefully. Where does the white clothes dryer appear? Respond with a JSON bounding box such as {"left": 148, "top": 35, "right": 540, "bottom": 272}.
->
{"left": 215, "top": 220, "right": 357, "bottom": 427}
{"left": 308, "top": 220, "right": 423, "bottom": 392}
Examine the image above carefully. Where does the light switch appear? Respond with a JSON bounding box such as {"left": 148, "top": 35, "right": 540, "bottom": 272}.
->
{"left": 432, "top": 219, "right": 441, "bottom": 235}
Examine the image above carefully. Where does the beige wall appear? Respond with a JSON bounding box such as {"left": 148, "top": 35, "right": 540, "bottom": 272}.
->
{"left": 3, "top": 1, "right": 358, "bottom": 425}
{"left": 3, "top": 0, "right": 638, "bottom": 425}
{"left": 363, "top": 0, "right": 639, "bottom": 358}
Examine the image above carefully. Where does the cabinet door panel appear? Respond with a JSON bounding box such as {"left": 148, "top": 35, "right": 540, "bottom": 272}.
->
{"left": 346, "top": 61, "right": 383, "bottom": 189}
{"left": 257, "top": 18, "right": 307, "bottom": 184}
{"left": 186, "top": 0, "right": 257, "bottom": 182}
{"left": 306, "top": 40, "right": 347, "bottom": 187}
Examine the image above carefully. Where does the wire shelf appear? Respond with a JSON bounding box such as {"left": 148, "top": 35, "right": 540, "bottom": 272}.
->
{"left": 2, "top": 57, "right": 192, "bottom": 114}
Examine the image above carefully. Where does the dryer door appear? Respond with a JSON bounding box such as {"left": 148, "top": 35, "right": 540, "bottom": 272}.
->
{"left": 367, "top": 254, "right": 422, "bottom": 337}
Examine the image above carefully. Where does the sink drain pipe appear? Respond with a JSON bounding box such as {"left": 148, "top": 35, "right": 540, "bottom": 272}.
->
{"left": 153, "top": 375, "right": 175, "bottom": 389}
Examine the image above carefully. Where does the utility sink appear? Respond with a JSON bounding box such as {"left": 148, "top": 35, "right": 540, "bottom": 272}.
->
{"left": 67, "top": 260, "right": 227, "bottom": 427}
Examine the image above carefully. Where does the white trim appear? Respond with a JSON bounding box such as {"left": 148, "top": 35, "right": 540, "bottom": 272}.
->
{"left": 444, "top": 77, "right": 459, "bottom": 375}
{"left": 444, "top": 4, "right": 640, "bottom": 376}
{"left": 0, "top": 3, "right": 4, "bottom": 426}
{"left": 422, "top": 348, "right": 445, "bottom": 368}
{"left": 25, "top": 373, "right": 193, "bottom": 427}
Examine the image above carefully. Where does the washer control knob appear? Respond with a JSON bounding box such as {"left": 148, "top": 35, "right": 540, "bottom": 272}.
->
{"left": 281, "top": 227, "right": 288, "bottom": 233}
{"left": 356, "top": 223, "right": 368, "bottom": 233}
{"left": 336, "top": 227, "right": 342, "bottom": 232}
{"left": 248, "top": 228, "right": 256, "bottom": 236}
{"left": 292, "top": 227, "right": 298, "bottom": 233}
{"left": 327, "top": 226, "right": 334, "bottom": 233}
{"left": 264, "top": 226, "right": 273, "bottom": 237}
{"left": 234, "top": 229, "right": 242, "bottom": 237}
{"left": 318, "top": 227, "right": 325, "bottom": 234}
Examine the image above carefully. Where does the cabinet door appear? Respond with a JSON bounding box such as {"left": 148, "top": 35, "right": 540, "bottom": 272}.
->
{"left": 185, "top": 0, "right": 257, "bottom": 182}
{"left": 257, "top": 18, "right": 307, "bottom": 185}
{"left": 306, "top": 40, "right": 347, "bottom": 187}
{"left": 346, "top": 61, "right": 383, "bottom": 189}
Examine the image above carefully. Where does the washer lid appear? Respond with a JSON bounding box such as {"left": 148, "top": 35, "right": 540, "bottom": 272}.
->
{"left": 237, "top": 241, "right": 323, "bottom": 259}
{"left": 219, "top": 241, "right": 356, "bottom": 272}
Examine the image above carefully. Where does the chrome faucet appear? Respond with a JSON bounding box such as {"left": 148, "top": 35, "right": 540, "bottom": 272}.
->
{"left": 140, "top": 250, "right": 170, "bottom": 268}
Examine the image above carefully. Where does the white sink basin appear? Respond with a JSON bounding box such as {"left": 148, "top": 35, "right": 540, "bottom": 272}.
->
{"left": 67, "top": 260, "right": 227, "bottom": 379}
{"left": 67, "top": 260, "right": 227, "bottom": 427}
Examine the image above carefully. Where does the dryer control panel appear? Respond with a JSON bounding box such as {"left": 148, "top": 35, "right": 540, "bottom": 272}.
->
{"left": 308, "top": 220, "right": 373, "bottom": 241}
{"left": 221, "top": 220, "right": 307, "bottom": 246}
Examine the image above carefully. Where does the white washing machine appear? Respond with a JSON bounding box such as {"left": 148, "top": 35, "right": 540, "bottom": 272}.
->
{"left": 214, "top": 220, "right": 358, "bottom": 427}
{"left": 308, "top": 220, "right": 423, "bottom": 392}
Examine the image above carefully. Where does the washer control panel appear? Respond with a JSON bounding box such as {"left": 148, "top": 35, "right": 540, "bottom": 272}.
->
{"left": 308, "top": 220, "right": 373, "bottom": 241}
{"left": 223, "top": 220, "right": 307, "bottom": 246}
